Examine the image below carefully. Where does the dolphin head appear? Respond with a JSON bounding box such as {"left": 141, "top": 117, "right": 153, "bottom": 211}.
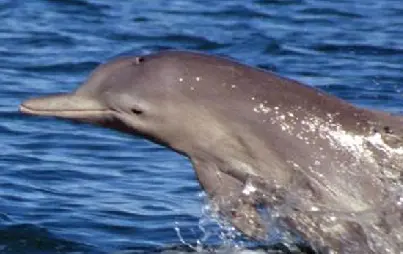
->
{"left": 20, "top": 52, "right": 237, "bottom": 155}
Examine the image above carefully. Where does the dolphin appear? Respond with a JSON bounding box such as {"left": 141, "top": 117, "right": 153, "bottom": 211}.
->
{"left": 20, "top": 51, "right": 403, "bottom": 253}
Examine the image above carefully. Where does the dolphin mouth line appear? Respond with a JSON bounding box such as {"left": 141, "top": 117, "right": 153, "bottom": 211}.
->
{"left": 19, "top": 104, "right": 112, "bottom": 116}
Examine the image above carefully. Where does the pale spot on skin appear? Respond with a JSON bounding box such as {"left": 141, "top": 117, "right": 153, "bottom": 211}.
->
{"left": 190, "top": 87, "right": 195, "bottom": 91}
{"left": 196, "top": 76, "right": 201, "bottom": 82}
{"left": 179, "top": 78, "right": 184, "bottom": 82}
{"left": 231, "top": 84, "right": 236, "bottom": 89}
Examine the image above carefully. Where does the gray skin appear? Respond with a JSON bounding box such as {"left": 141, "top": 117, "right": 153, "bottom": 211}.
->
{"left": 20, "top": 51, "right": 403, "bottom": 253}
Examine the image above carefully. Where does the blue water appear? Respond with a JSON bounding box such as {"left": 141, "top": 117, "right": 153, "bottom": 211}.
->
{"left": 1, "top": 0, "right": 402, "bottom": 253}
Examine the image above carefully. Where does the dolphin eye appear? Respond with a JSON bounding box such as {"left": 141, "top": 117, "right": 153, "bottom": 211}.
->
{"left": 131, "top": 108, "right": 143, "bottom": 115}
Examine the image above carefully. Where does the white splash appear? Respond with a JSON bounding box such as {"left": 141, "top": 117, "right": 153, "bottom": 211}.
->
{"left": 242, "top": 181, "right": 257, "bottom": 196}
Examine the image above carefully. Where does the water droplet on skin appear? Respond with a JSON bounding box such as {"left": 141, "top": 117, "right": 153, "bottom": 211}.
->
{"left": 259, "top": 103, "right": 271, "bottom": 113}
{"left": 242, "top": 183, "right": 257, "bottom": 195}
{"left": 311, "top": 206, "right": 320, "bottom": 212}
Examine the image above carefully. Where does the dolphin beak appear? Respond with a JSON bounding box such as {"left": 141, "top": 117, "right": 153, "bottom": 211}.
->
{"left": 20, "top": 93, "right": 111, "bottom": 119}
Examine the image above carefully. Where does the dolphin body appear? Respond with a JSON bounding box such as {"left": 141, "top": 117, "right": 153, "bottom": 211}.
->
{"left": 20, "top": 51, "right": 402, "bottom": 253}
